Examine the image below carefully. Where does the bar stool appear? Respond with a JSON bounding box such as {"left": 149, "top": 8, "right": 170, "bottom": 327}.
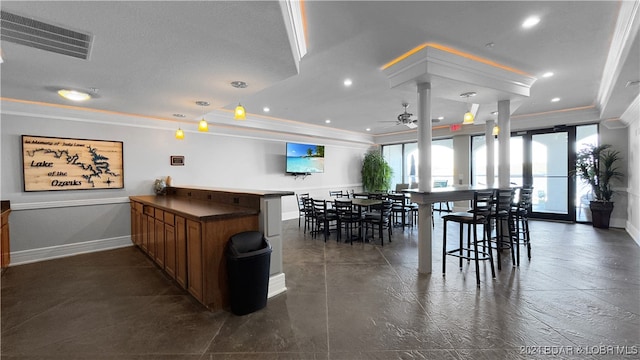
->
{"left": 490, "top": 188, "right": 516, "bottom": 270}
{"left": 442, "top": 189, "right": 496, "bottom": 287}
{"left": 513, "top": 187, "right": 533, "bottom": 266}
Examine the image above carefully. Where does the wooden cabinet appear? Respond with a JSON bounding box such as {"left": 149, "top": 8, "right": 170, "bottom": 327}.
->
{"left": 175, "top": 215, "right": 187, "bottom": 289}
{"left": 186, "top": 219, "right": 203, "bottom": 302}
{"left": 1, "top": 203, "right": 10, "bottom": 268}
{"left": 129, "top": 192, "right": 264, "bottom": 311}
{"left": 164, "top": 213, "right": 176, "bottom": 279}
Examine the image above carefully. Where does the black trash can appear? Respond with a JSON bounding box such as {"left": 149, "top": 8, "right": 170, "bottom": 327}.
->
{"left": 226, "top": 231, "right": 272, "bottom": 315}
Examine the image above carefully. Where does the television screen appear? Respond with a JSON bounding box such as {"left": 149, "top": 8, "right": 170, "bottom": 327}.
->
{"left": 286, "top": 142, "right": 325, "bottom": 173}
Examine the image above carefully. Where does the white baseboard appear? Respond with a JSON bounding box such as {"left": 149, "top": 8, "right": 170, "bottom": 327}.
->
{"left": 9, "top": 236, "right": 133, "bottom": 266}
{"left": 268, "top": 272, "right": 287, "bottom": 298}
{"left": 627, "top": 221, "right": 640, "bottom": 247}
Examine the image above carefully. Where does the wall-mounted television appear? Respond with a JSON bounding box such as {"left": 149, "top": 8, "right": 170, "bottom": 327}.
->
{"left": 286, "top": 142, "right": 325, "bottom": 174}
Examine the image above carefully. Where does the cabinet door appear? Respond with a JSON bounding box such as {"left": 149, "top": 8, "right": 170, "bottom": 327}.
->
{"left": 130, "top": 206, "right": 137, "bottom": 245}
{"left": 186, "top": 219, "right": 203, "bottom": 301}
{"left": 147, "top": 215, "right": 155, "bottom": 258}
{"left": 175, "top": 216, "right": 187, "bottom": 289}
{"left": 154, "top": 218, "right": 165, "bottom": 267}
{"left": 1, "top": 214, "right": 9, "bottom": 268}
{"left": 140, "top": 214, "right": 148, "bottom": 252}
{"left": 164, "top": 224, "right": 176, "bottom": 278}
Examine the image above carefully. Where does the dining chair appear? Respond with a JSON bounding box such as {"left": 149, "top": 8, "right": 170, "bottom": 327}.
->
{"left": 296, "top": 193, "right": 310, "bottom": 228}
{"left": 513, "top": 187, "right": 533, "bottom": 266}
{"left": 388, "top": 193, "right": 412, "bottom": 228}
{"left": 442, "top": 189, "right": 496, "bottom": 287}
{"left": 334, "top": 200, "right": 362, "bottom": 244}
{"left": 329, "top": 190, "right": 344, "bottom": 198}
{"left": 302, "top": 197, "right": 315, "bottom": 234}
{"left": 363, "top": 200, "right": 393, "bottom": 246}
{"left": 311, "top": 198, "right": 338, "bottom": 242}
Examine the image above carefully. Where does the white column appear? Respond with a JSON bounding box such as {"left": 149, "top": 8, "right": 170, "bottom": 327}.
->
{"left": 486, "top": 119, "right": 496, "bottom": 186}
{"left": 497, "top": 100, "right": 511, "bottom": 188}
{"left": 417, "top": 82, "right": 433, "bottom": 274}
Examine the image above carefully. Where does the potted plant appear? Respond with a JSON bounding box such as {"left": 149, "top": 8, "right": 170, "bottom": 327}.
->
{"left": 361, "top": 150, "right": 393, "bottom": 192}
{"left": 574, "top": 144, "right": 624, "bottom": 228}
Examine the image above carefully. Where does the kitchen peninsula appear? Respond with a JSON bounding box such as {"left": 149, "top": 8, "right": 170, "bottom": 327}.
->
{"left": 130, "top": 186, "right": 292, "bottom": 311}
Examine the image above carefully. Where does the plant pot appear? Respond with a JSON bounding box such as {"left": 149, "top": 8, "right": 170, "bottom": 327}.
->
{"left": 589, "top": 201, "right": 613, "bottom": 229}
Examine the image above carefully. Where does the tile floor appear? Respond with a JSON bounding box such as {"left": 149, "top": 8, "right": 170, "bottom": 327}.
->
{"left": 1, "top": 218, "right": 639, "bottom": 359}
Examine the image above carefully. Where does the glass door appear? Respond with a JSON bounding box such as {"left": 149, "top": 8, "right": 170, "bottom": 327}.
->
{"left": 529, "top": 131, "right": 571, "bottom": 219}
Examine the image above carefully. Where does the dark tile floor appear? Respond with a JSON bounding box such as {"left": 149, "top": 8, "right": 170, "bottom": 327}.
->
{"left": 2, "top": 218, "right": 639, "bottom": 359}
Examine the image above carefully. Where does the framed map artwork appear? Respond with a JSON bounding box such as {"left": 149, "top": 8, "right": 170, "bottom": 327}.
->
{"left": 22, "top": 135, "right": 124, "bottom": 192}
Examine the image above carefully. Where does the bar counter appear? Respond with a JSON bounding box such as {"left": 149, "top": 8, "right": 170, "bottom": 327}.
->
{"left": 129, "top": 195, "right": 259, "bottom": 222}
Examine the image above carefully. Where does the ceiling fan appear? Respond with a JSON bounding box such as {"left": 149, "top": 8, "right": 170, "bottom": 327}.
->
{"left": 396, "top": 102, "right": 417, "bottom": 129}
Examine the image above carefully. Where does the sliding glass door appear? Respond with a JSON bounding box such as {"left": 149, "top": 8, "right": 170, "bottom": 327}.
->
{"left": 530, "top": 131, "right": 571, "bottom": 219}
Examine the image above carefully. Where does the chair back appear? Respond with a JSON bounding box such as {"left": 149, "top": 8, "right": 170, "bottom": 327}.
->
{"left": 495, "top": 189, "right": 514, "bottom": 216}
{"left": 329, "top": 190, "right": 344, "bottom": 198}
{"left": 296, "top": 193, "right": 309, "bottom": 211}
{"left": 517, "top": 187, "right": 533, "bottom": 214}
{"left": 311, "top": 199, "right": 328, "bottom": 217}
{"left": 472, "top": 190, "right": 495, "bottom": 221}
{"left": 395, "top": 183, "right": 409, "bottom": 192}
{"left": 334, "top": 200, "right": 356, "bottom": 220}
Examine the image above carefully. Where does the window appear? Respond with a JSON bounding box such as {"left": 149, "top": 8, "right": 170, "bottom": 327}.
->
{"left": 382, "top": 139, "right": 454, "bottom": 190}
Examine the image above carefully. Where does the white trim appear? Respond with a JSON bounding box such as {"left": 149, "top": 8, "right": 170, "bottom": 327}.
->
{"left": 597, "top": 0, "right": 640, "bottom": 116}
{"left": 267, "top": 272, "right": 287, "bottom": 298}
{"left": 620, "top": 94, "right": 640, "bottom": 126}
{"left": 626, "top": 221, "right": 640, "bottom": 247}
{"left": 9, "top": 236, "right": 132, "bottom": 266}
{"left": 11, "top": 197, "right": 130, "bottom": 211}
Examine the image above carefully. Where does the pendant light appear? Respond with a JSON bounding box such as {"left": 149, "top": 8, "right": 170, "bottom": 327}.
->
{"left": 196, "top": 101, "right": 210, "bottom": 132}
{"left": 492, "top": 125, "right": 500, "bottom": 138}
{"left": 460, "top": 91, "right": 477, "bottom": 125}
{"left": 231, "top": 81, "right": 248, "bottom": 120}
{"left": 175, "top": 128, "right": 185, "bottom": 140}
{"left": 234, "top": 103, "right": 246, "bottom": 120}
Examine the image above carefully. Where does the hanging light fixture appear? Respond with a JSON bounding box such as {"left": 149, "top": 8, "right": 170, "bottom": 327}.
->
{"left": 231, "top": 81, "right": 248, "bottom": 120}
{"left": 195, "top": 101, "right": 210, "bottom": 132}
{"left": 492, "top": 125, "right": 500, "bottom": 138}
{"left": 175, "top": 128, "right": 185, "bottom": 140}
{"left": 460, "top": 91, "right": 477, "bottom": 124}
{"left": 234, "top": 103, "right": 246, "bottom": 120}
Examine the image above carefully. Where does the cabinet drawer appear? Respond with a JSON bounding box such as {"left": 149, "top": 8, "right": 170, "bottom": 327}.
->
{"left": 155, "top": 208, "right": 164, "bottom": 220}
{"left": 164, "top": 212, "right": 175, "bottom": 225}
{"left": 133, "top": 202, "right": 143, "bottom": 212}
{"left": 143, "top": 205, "right": 154, "bottom": 216}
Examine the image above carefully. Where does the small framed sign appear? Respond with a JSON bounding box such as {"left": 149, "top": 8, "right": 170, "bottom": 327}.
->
{"left": 170, "top": 155, "right": 184, "bottom": 166}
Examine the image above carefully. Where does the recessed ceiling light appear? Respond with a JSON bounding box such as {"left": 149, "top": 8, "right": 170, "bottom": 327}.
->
{"left": 542, "top": 72, "right": 554, "bottom": 78}
{"left": 325, "top": 119, "right": 331, "bottom": 124}
{"left": 343, "top": 78, "right": 353, "bottom": 87}
{"left": 551, "top": 97, "right": 560, "bottom": 102}
{"left": 491, "top": 111, "right": 499, "bottom": 115}
{"left": 437, "top": 116, "right": 444, "bottom": 120}
{"left": 366, "top": 128, "right": 371, "bottom": 132}
{"left": 522, "top": 16, "right": 540, "bottom": 29}
{"left": 263, "top": 107, "right": 270, "bottom": 113}
{"left": 172, "top": 114, "right": 186, "bottom": 118}
{"left": 57, "top": 89, "right": 91, "bottom": 101}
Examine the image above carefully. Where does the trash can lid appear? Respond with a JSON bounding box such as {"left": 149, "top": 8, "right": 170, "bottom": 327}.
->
{"left": 228, "top": 231, "right": 266, "bottom": 253}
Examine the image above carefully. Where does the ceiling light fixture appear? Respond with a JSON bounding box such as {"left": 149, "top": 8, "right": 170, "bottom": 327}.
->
{"left": 57, "top": 89, "right": 91, "bottom": 101}
{"left": 231, "top": 81, "right": 248, "bottom": 120}
{"left": 196, "top": 100, "right": 210, "bottom": 132}
{"left": 551, "top": 97, "right": 560, "bottom": 102}
{"left": 522, "top": 16, "right": 540, "bottom": 29}
{"left": 460, "top": 92, "right": 477, "bottom": 124}
{"left": 366, "top": 128, "right": 371, "bottom": 132}
{"left": 343, "top": 78, "right": 353, "bottom": 87}
{"left": 493, "top": 125, "right": 500, "bottom": 138}
{"left": 325, "top": 119, "right": 331, "bottom": 124}
{"left": 263, "top": 107, "right": 270, "bottom": 113}
{"left": 542, "top": 71, "right": 554, "bottom": 78}
{"left": 175, "top": 128, "right": 185, "bottom": 140}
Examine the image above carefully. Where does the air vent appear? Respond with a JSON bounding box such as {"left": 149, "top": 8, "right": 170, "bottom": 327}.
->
{"left": 0, "top": 10, "right": 92, "bottom": 60}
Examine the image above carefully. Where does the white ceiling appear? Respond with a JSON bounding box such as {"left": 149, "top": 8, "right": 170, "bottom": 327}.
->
{"left": 1, "top": 1, "right": 638, "bottom": 138}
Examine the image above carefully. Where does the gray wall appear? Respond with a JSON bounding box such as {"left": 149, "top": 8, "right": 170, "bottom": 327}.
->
{"left": 1, "top": 103, "right": 369, "bottom": 262}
